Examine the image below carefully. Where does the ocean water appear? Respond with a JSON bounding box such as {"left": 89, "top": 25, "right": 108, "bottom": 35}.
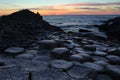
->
{"left": 43, "top": 15, "right": 119, "bottom": 32}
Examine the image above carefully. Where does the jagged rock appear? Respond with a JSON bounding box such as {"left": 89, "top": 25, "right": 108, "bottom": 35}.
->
{"left": 67, "top": 65, "right": 96, "bottom": 79}
{"left": 98, "top": 17, "right": 120, "bottom": 40}
{"left": 51, "top": 47, "right": 71, "bottom": 59}
{"left": 50, "top": 60, "right": 73, "bottom": 70}
{"left": 0, "top": 65, "right": 29, "bottom": 80}
{"left": 15, "top": 53, "right": 34, "bottom": 60}
{"left": 84, "top": 62, "right": 105, "bottom": 72}
{"left": 107, "top": 65, "right": 120, "bottom": 80}
{"left": 32, "top": 68, "right": 70, "bottom": 80}
{"left": 38, "top": 40, "right": 58, "bottom": 50}
{"left": 5, "top": 47, "right": 24, "bottom": 56}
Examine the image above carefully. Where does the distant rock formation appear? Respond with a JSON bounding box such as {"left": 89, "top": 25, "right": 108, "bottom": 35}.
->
{"left": 98, "top": 17, "right": 120, "bottom": 40}
{"left": 0, "top": 9, "right": 63, "bottom": 50}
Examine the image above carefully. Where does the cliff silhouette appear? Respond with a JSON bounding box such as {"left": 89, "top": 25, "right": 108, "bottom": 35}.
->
{"left": 0, "top": 9, "right": 63, "bottom": 50}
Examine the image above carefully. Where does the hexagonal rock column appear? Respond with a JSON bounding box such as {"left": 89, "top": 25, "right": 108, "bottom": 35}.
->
{"left": 4, "top": 47, "right": 25, "bottom": 57}
{"left": 0, "top": 65, "right": 29, "bottom": 80}
{"left": 51, "top": 47, "right": 71, "bottom": 60}
{"left": 50, "top": 60, "right": 73, "bottom": 70}
{"left": 107, "top": 65, "right": 120, "bottom": 80}
{"left": 32, "top": 68, "right": 70, "bottom": 80}
{"left": 5, "top": 59, "right": 49, "bottom": 72}
{"left": 67, "top": 65, "right": 96, "bottom": 80}
{"left": 38, "top": 40, "right": 58, "bottom": 50}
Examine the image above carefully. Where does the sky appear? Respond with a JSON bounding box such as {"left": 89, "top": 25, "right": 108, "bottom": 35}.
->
{"left": 0, "top": 0, "right": 120, "bottom": 15}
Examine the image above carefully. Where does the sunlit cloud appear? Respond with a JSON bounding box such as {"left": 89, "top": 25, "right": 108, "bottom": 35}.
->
{"left": 64, "top": 2, "right": 120, "bottom": 6}
{"left": 76, "top": 7, "right": 101, "bottom": 10}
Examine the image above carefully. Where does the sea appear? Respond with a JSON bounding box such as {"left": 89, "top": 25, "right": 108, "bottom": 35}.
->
{"left": 43, "top": 15, "right": 120, "bottom": 33}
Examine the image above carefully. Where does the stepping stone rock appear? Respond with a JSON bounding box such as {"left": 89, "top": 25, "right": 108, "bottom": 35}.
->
{"left": 107, "top": 65, "right": 120, "bottom": 80}
{"left": 94, "top": 51, "right": 107, "bottom": 56}
{"left": 95, "top": 74, "right": 112, "bottom": 80}
{"left": 38, "top": 40, "right": 58, "bottom": 49}
{"left": 94, "top": 61, "right": 109, "bottom": 68}
{"left": 5, "top": 59, "right": 49, "bottom": 72}
{"left": 5, "top": 47, "right": 24, "bottom": 56}
{"left": 24, "top": 50, "right": 38, "bottom": 56}
{"left": 83, "top": 45, "right": 96, "bottom": 51}
{"left": 15, "top": 53, "right": 34, "bottom": 60}
{"left": 107, "top": 48, "right": 117, "bottom": 55}
{"left": 32, "top": 68, "right": 70, "bottom": 80}
{"left": 79, "top": 54, "right": 93, "bottom": 61}
{"left": 84, "top": 62, "right": 105, "bottom": 72}
{"left": 67, "top": 65, "right": 96, "bottom": 79}
{"left": 93, "top": 56, "right": 109, "bottom": 62}
{"left": 32, "top": 56, "right": 51, "bottom": 61}
{"left": 0, "top": 65, "right": 29, "bottom": 80}
{"left": 106, "top": 55, "right": 120, "bottom": 64}
{"left": 51, "top": 47, "right": 71, "bottom": 59}
{"left": 37, "top": 50, "right": 51, "bottom": 56}
{"left": 50, "top": 60, "right": 73, "bottom": 70}
{"left": 69, "top": 55, "right": 84, "bottom": 62}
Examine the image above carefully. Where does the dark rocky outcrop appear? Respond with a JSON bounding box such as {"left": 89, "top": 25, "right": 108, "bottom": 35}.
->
{"left": 98, "top": 17, "right": 120, "bottom": 40}
{"left": 0, "top": 9, "right": 63, "bottom": 50}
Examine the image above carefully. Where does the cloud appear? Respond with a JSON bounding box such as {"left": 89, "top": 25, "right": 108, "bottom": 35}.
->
{"left": 64, "top": 2, "right": 120, "bottom": 6}
{"left": 115, "top": 7, "right": 120, "bottom": 10}
{"left": 76, "top": 7, "right": 101, "bottom": 10}
{"left": 27, "top": 6, "right": 67, "bottom": 11}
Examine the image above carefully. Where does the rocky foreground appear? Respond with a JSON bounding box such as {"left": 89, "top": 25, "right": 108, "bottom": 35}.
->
{"left": 0, "top": 10, "right": 120, "bottom": 80}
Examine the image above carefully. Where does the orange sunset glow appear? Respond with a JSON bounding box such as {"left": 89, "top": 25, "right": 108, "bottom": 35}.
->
{"left": 0, "top": 0, "right": 120, "bottom": 16}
